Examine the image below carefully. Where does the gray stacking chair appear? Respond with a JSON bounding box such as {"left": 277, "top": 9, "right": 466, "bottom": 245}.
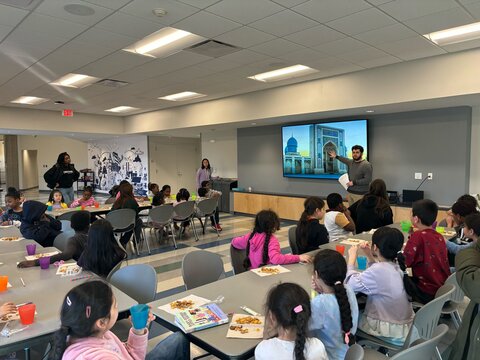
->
{"left": 288, "top": 225, "right": 300, "bottom": 255}
{"left": 345, "top": 344, "right": 364, "bottom": 360}
{"left": 182, "top": 250, "right": 225, "bottom": 290}
{"left": 442, "top": 272, "right": 464, "bottom": 328}
{"left": 230, "top": 245, "right": 247, "bottom": 275}
{"left": 195, "top": 198, "right": 220, "bottom": 236}
{"left": 147, "top": 205, "right": 177, "bottom": 249}
{"left": 173, "top": 201, "right": 199, "bottom": 241}
{"left": 57, "top": 211, "right": 76, "bottom": 221}
{"left": 363, "top": 324, "right": 449, "bottom": 360}
{"left": 106, "top": 208, "right": 150, "bottom": 256}
{"left": 53, "top": 230, "right": 75, "bottom": 252}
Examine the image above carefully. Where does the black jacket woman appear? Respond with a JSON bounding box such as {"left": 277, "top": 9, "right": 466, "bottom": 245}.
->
{"left": 44, "top": 152, "right": 79, "bottom": 205}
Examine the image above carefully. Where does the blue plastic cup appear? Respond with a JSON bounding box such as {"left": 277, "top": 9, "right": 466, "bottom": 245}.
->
{"left": 357, "top": 256, "right": 368, "bottom": 271}
{"left": 130, "top": 304, "right": 149, "bottom": 330}
{"left": 47, "top": 205, "right": 53, "bottom": 212}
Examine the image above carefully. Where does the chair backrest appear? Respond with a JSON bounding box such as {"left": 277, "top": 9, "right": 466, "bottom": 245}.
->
{"left": 58, "top": 211, "right": 76, "bottom": 221}
{"left": 148, "top": 205, "right": 175, "bottom": 224}
{"left": 288, "top": 226, "right": 300, "bottom": 255}
{"left": 173, "top": 201, "right": 196, "bottom": 220}
{"left": 109, "top": 264, "right": 157, "bottom": 304}
{"left": 392, "top": 324, "right": 449, "bottom": 360}
{"left": 60, "top": 220, "right": 72, "bottom": 232}
{"left": 196, "top": 198, "right": 218, "bottom": 215}
{"left": 106, "top": 259, "right": 125, "bottom": 282}
{"left": 445, "top": 272, "right": 465, "bottom": 303}
{"left": 182, "top": 250, "right": 225, "bottom": 290}
{"left": 106, "top": 208, "right": 136, "bottom": 231}
{"left": 344, "top": 344, "right": 364, "bottom": 360}
{"left": 230, "top": 245, "right": 247, "bottom": 275}
{"left": 53, "top": 231, "right": 75, "bottom": 252}
{"left": 405, "top": 284, "right": 454, "bottom": 347}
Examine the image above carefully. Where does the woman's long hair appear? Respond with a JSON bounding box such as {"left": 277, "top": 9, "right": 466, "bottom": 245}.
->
{"left": 359, "top": 179, "right": 390, "bottom": 218}
{"left": 113, "top": 182, "right": 135, "bottom": 209}
{"left": 296, "top": 197, "right": 324, "bottom": 251}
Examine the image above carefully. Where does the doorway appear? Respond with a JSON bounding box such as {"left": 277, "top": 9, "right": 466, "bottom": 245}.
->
{"left": 21, "top": 150, "right": 39, "bottom": 189}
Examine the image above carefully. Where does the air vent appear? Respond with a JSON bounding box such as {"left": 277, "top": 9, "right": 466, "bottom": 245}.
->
{"left": 96, "top": 79, "right": 129, "bottom": 88}
{"left": 185, "top": 40, "right": 241, "bottom": 58}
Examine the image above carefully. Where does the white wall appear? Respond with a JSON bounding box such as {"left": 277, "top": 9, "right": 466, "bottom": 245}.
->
{"left": 470, "top": 106, "right": 480, "bottom": 194}
{"left": 148, "top": 136, "right": 201, "bottom": 193}
{"left": 21, "top": 150, "right": 38, "bottom": 189}
{"left": 17, "top": 135, "right": 88, "bottom": 191}
{"left": 201, "top": 129, "right": 237, "bottom": 179}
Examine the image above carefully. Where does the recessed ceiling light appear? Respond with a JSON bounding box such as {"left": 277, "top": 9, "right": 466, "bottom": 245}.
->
{"left": 51, "top": 73, "right": 99, "bottom": 88}
{"left": 424, "top": 21, "right": 480, "bottom": 45}
{"left": 159, "top": 91, "right": 206, "bottom": 101}
{"left": 123, "top": 27, "right": 205, "bottom": 58}
{"left": 366, "top": 110, "right": 374, "bottom": 113}
{"left": 11, "top": 96, "right": 49, "bottom": 105}
{"left": 105, "top": 106, "right": 140, "bottom": 113}
{"left": 248, "top": 65, "right": 318, "bottom": 82}
{"left": 251, "top": 122, "right": 257, "bottom": 125}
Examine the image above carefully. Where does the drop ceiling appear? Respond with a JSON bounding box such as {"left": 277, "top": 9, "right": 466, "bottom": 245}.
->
{"left": 0, "top": 0, "right": 480, "bottom": 116}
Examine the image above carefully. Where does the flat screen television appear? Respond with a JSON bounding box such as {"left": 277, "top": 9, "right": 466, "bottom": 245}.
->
{"left": 282, "top": 119, "right": 368, "bottom": 179}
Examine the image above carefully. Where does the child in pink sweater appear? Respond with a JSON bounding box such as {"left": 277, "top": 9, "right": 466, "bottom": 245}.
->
{"left": 70, "top": 186, "right": 96, "bottom": 208}
{"left": 51, "top": 280, "right": 189, "bottom": 360}
{"left": 232, "top": 210, "right": 312, "bottom": 270}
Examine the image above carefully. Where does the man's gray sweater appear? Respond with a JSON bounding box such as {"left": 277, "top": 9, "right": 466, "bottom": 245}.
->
{"left": 336, "top": 156, "right": 373, "bottom": 195}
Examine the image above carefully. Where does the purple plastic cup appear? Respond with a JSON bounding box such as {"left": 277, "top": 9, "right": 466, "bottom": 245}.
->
{"left": 39, "top": 256, "right": 51, "bottom": 270}
{"left": 26, "top": 243, "right": 36, "bottom": 256}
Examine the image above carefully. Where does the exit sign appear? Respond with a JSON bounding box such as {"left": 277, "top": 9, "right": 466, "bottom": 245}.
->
{"left": 62, "top": 109, "right": 74, "bottom": 117}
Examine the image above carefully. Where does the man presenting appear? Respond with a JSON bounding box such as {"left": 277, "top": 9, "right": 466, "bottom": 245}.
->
{"left": 328, "top": 145, "right": 372, "bottom": 206}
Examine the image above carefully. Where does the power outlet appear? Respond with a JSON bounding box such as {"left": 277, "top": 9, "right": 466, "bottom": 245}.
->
{"left": 427, "top": 173, "right": 433, "bottom": 180}
{"left": 415, "top": 172, "right": 422, "bottom": 180}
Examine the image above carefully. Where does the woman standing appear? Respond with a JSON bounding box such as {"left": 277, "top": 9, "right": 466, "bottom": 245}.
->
{"left": 196, "top": 158, "right": 212, "bottom": 190}
{"left": 44, "top": 152, "right": 79, "bottom": 205}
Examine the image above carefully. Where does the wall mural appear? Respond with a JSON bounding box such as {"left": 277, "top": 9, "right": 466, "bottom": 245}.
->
{"left": 88, "top": 136, "right": 148, "bottom": 196}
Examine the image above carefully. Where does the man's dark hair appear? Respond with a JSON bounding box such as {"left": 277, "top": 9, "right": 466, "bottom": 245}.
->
{"left": 412, "top": 199, "right": 438, "bottom": 226}
{"left": 351, "top": 145, "right": 364, "bottom": 153}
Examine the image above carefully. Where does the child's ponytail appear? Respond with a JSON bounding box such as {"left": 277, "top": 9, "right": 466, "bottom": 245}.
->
{"left": 293, "top": 306, "right": 309, "bottom": 360}
{"left": 50, "top": 325, "right": 70, "bottom": 360}
{"left": 313, "top": 249, "right": 354, "bottom": 345}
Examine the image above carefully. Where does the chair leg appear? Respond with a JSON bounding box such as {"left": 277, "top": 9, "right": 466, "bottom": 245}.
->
{"left": 453, "top": 310, "right": 462, "bottom": 326}
{"left": 190, "top": 218, "right": 199, "bottom": 241}
{"left": 114, "top": 233, "right": 128, "bottom": 256}
{"left": 142, "top": 227, "right": 151, "bottom": 254}
{"left": 435, "top": 346, "right": 443, "bottom": 360}
{"left": 132, "top": 232, "right": 140, "bottom": 256}
{"left": 170, "top": 223, "right": 177, "bottom": 249}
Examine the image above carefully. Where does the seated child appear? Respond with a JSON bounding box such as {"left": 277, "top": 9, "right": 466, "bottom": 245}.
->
{"left": 443, "top": 194, "right": 479, "bottom": 228}
{"left": 20, "top": 200, "right": 62, "bottom": 247}
{"left": 296, "top": 196, "right": 329, "bottom": 254}
{"left": 152, "top": 190, "right": 165, "bottom": 207}
{"left": 255, "top": 282, "right": 328, "bottom": 360}
{"left": 346, "top": 227, "right": 414, "bottom": 346}
{"left": 51, "top": 280, "right": 190, "bottom": 360}
{"left": 46, "top": 189, "right": 68, "bottom": 209}
{"left": 1, "top": 187, "right": 23, "bottom": 225}
{"left": 18, "top": 211, "right": 90, "bottom": 268}
{"left": 402, "top": 199, "right": 450, "bottom": 304}
{"left": 324, "top": 193, "right": 355, "bottom": 241}
{"left": 173, "top": 188, "right": 191, "bottom": 234}
{"left": 310, "top": 249, "right": 358, "bottom": 360}
{"left": 201, "top": 180, "right": 222, "bottom": 231}
{"left": 446, "top": 213, "right": 480, "bottom": 259}
{"left": 196, "top": 186, "right": 221, "bottom": 231}
{"left": 70, "top": 186, "right": 96, "bottom": 208}
{"left": 148, "top": 182, "right": 160, "bottom": 197}
{"left": 446, "top": 200, "right": 479, "bottom": 254}
{"left": 231, "top": 210, "right": 311, "bottom": 270}
{"left": 162, "top": 184, "right": 172, "bottom": 203}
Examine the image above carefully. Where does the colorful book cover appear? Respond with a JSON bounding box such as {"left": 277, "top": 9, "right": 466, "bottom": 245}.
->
{"left": 175, "top": 303, "right": 228, "bottom": 333}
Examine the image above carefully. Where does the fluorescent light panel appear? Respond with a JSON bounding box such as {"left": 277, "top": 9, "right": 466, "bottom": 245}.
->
{"left": 248, "top": 65, "right": 318, "bottom": 82}
{"left": 11, "top": 96, "right": 49, "bottom": 105}
{"left": 105, "top": 106, "right": 139, "bottom": 113}
{"left": 424, "top": 21, "right": 480, "bottom": 46}
{"left": 159, "top": 91, "right": 206, "bottom": 101}
{"left": 123, "top": 27, "right": 205, "bottom": 58}
{"left": 51, "top": 73, "right": 99, "bottom": 88}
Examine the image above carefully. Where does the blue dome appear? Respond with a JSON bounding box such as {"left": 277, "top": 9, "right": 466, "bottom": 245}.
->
{"left": 285, "top": 136, "right": 298, "bottom": 154}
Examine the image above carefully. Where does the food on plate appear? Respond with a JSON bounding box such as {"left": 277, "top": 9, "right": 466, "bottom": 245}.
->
{"left": 170, "top": 299, "right": 195, "bottom": 310}
{"left": 0, "top": 236, "right": 19, "bottom": 241}
{"left": 259, "top": 267, "right": 280, "bottom": 274}
{"left": 235, "top": 316, "right": 262, "bottom": 325}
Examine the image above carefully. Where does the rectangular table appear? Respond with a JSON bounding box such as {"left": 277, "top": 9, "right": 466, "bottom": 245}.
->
{"left": 0, "top": 227, "right": 45, "bottom": 255}
{"left": 0, "top": 249, "right": 136, "bottom": 357}
{"left": 46, "top": 202, "right": 152, "bottom": 218}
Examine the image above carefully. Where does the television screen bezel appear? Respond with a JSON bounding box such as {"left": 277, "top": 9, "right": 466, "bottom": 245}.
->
{"left": 281, "top": 118, "right": 369, "bottom": 180}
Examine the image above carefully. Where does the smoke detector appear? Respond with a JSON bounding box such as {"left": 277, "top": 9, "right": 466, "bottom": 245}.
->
{"left": 152, "top": 8, "right": 167, "bottom": 17}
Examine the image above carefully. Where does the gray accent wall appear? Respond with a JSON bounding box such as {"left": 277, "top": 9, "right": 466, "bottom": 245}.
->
{"left": 237, "top": 107, "right": 471, "bottom": 205}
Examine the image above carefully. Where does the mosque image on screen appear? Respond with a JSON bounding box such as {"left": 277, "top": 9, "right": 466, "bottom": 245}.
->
{"left": 282, "top": 120, "right": 367, "bottom": 179}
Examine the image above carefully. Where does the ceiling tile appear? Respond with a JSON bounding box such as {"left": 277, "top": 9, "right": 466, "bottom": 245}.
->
{"left": 177, "top": 0, "right": 222, "bottom": 8}
{"left": 173, "top": 10, "right": 242, "bottom": 38}
{"left": 75, "top": 27, "right": 138, "bottom": 50}
{"left": 441, "top": 38, "right": 480, "bottom": 52}
{"left": 17, "top": 13, "right": 89, "bottom": 40}
{"left": 2, "top": 30, "right": 69, "bottom": 60}
{"left": 34, "top": 0, "right": 114, "bottom": 25}
{"left": 82, "top": 0, "right": 132, "bottom": 10}
{"left": 284, "top": 25, "right": 346, "bottom": 47}
{"left": 0, "top": 4, "right": 29, "bottom": 27}
{"left": 293, "top": 0, "right": 371, "bottom": 23}
{"left": 206, "top": 0, "right": 283, "bottom": 24}
{"left": 366, "top": 0, "right": 394, "bottom": 4}
{"left": 95, "top": 12, "right": 162, "bottom": 38}
{"left": 0, "top": 53, "right": 29, "bottom": 85}
{"left": 464, "top": 2, "right": 480, "bottom": 19}
{"left": 378, "top": 0, "right": 458, "bottom": 21}
{"left": 0, "top": 24, "right": 13, "bottom": 42}
{"left": 403, "top": 7, "right": 475, "bottom": 34}
{"left": 375, "top": 36, "right": 446, "bottom": 60}
{"left": 270, "top": 0, "right": 309, "bottom": 6}
{"left": 56, "top": 40, "right": 117, "bottom": 64}
{"left": 77, "top": 51, "right": 154, "bottom": 78}
{"left": 214, "top": 26, "right": 276, "bottom": 48}
{"left": 120, "top": 0, "right": 199, "bottom": 26}
{"left": 326, "top": 8, "right": 397, "bottom": 35}
{"left": 307, "top": 56, "right": 354, "bottom": 70}
{"left": 313, "top": 37, "right": 367, "bottom": 56}
{"left": 218, "top": 49, "right": 270, "bottom": 64}
{"left": 353, "top": 23, "right": 418, "bottom": 45}
{"left": 336, "top": 46, "right": 397, "bottom": 63}
{"left": 249, "top": 38, "right": 305, "bottom": 56}
{"left": 276, "top": 48, "right": 327, "bottom": 66}
{"left": 249, "top": 9, "right": 318, "bottom": 37}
